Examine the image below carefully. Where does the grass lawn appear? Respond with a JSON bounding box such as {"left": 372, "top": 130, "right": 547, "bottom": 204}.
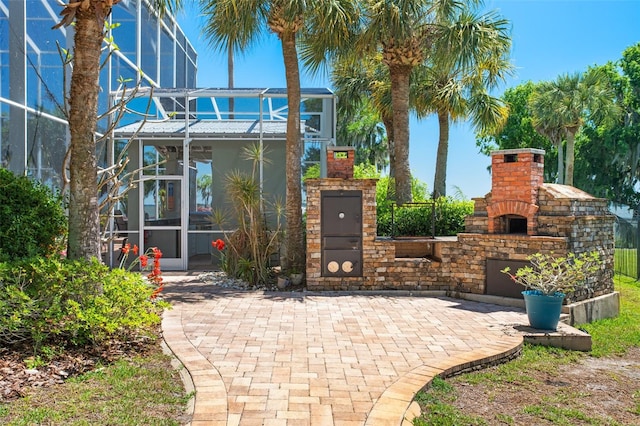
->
{"left": 0, "top": 344, "right": 192, "bottom": 426}
{"left": 413, "top": 275, "right": 640, "bottom": 425}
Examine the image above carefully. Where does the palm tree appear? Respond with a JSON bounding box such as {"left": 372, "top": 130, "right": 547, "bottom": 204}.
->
{"left": 53, "top": 0, "right": 182, "bottom": 260}
{"left": 331, "top": 53, "right": 393, "bottom": 175}
{"left": 198, "top": 0, "right": 358, "bottom": 272}
{"left": 355, "top": 0, "right": 472, "bottom": 204}
{"left": 529, "top": 69, "right": 620, "bottom": 186}
{"left": 413, "top": 8, "right": 512, "bottom": 198}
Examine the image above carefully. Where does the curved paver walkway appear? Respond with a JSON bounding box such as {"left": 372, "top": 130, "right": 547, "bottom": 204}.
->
{"left": 161, "top": 275, "right": 527, "bottom": 426}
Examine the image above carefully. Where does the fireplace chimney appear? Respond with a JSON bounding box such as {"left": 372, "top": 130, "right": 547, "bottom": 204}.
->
{"left": 487, "top": 148, "right": 545, "bottom": 235}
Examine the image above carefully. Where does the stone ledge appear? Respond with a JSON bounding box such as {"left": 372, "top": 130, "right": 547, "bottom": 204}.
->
{"left": 520, "top": 324, "right": 592, "bottom": 351}
{"left": 562, "top": 291, "right": 620, "bottom": 325}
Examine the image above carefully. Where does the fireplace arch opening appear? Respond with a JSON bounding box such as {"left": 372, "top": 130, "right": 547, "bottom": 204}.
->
{"left": 501, "top": 214, "right": 528, "bottom": 234}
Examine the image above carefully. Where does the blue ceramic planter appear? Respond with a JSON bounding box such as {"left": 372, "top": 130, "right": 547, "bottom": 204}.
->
{"left": 522, "top": 290, "right": 565, "bottom": 331}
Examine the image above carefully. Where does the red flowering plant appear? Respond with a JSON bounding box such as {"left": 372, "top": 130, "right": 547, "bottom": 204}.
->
{"left": 119, "top": 243, "right": 164, "bottom": 299}
{"left": 211, "top": 238, "right": 226, "bottom": 267}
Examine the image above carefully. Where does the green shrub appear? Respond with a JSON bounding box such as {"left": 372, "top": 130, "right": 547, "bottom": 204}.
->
{"left": 0, "top": 168, "right": 67, "bottom": 261}
{"left": 434, "top": 197, "right": 474, "bottom": 235}
{"left": 377, "top": 197, "right": 473, "bottom": 237}
{"left": 0, "top": 257, "right": 164, "bottom": 351}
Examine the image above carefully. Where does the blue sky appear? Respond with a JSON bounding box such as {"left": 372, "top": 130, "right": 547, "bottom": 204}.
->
{"left": 177, "top": 0, "right": 640, "bottom": 199}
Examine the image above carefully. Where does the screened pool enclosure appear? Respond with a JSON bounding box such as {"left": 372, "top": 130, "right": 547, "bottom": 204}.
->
{"left": 105, "top": 88, "right": 336, "bottom": 270}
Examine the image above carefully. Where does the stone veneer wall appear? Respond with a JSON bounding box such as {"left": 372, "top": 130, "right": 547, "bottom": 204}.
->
{"left": 446, "top": 234, "right": 569, "bottom": 294}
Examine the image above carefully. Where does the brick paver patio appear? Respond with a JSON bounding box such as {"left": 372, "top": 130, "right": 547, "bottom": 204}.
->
{"left": 161, "top": 275, "right": 528, "bottom": 426}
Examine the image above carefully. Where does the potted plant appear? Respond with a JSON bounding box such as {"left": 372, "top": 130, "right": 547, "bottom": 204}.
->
{"left": 289, "top": 267, "right": 305, "bottom": 285}
{"left": 502, "top": 251, "right": 600, "bottom": 330}
{"left": 277, "top": 275, "right": 290, "bottom": 289}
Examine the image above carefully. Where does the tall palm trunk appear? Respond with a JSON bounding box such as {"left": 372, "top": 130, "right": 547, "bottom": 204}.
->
{"left": 389, "top": 64, "right": 413, "bottom": 204}
{"left": 433, "top": 110, "right": 449, "bottom": 198}
{"left": 565, "top": 131, "right": 576, "bottom": 186}
{"left": 67, "top": 10, "right": 102, "bottom": 260}
{"left": 556, "top": 141, "right": 564, "bottom": 184}
{"left": 228, "top": 45, "right": 234, "bottom": 119}
{"left": 382, "top": 115, "right": 396, "bottom": 201}
{"left": 280, "top": 30, "right": 304, "bottom": 272}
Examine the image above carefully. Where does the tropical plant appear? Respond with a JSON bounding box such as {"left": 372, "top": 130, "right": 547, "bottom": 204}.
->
{"left": 413, "top": 7, "right": 512, "bottom": 197}
{"left": 210, "top": 143, "right": 284, "bottom": 285}
{"left": 53, "top": 0, "right": 183, "bottom": 260}
{"left": 199, "top": 0, "right": 358, "bottom": 273}
{"left": 501, "top": 251, "right": 601, "bottom": 296}
{"left": 529, "top": 68, "right": 620, "bottom": 186}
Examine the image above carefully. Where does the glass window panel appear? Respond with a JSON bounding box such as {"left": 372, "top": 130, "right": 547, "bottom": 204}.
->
{"left": 189, "top": 143, "right": 215, "bottom": 230}
{"left": 176, "top": 45, "right": 186, "bottom": 87}
{"left": 26, "top": 112, "right": 67, "bottom": 189}
{"left": 188, "top": 231, "right": 224, "bottom": 268}
{"left": 0, "top": 53, "right": 8, "bottom": 100}
{"left": 186, "top": 43, "right": 197, "bottom": 88}
{"left": 142, "top": 143, "right": 183, "bottom": 176}
{"left": 163, "top": 13, "right": 173, "bottom": 29}
{"left": 26, "top": 51, "right": 40, "bottom": 109}
{"left": 187, "top": 59, "right": 196, "bottom": 88}
{"left": 160, "top": 27, "right": 174, "bottom": 87}
{"left": 111, "top": 2, "right": 137, "bottom": 60}
{"left": 144, "top": 229, "right": 181, "bottom": 258}
{"left": 141, "top": 4, "right": 158, "bottom": 82}
{"left": 97, "top": 67, "right": 111, "bottom": 134}
{"left": 111, "top": 54, "right": 138, "bottom": 89}
{"left": 187, "top": 44, "right": 196, "bottom": 63}
{"left": 177, "top": 30, "right": 185, "bottom": 51}
{"left": 26, "top": 0, "right": 64, "bottom": 115}
{"left": 143, "top": 179, "right": 182, "bottom": 223}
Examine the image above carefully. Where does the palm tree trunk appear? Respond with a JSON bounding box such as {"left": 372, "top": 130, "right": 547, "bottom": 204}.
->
{"left": 433, "top": 110, "right": 450, "bottom": 198}
{"left": 556, "top": 141, "right": 564, "bottom": 185}
{"left": 382, "top": 116, "right": 396, "bottom": 201}
{"left": 228, "top": 45, "right": 234, "bottom": 119}
{"left": 389, "top": 65, "right": 413, "bottom": 204}
{"left": 67, "top": 11, "right": 103, "bottom": 260}
{"left": 564, "top": 131, "right": 576, "bottom": 186}
{"left": 280, "top": 30, "right": 304, "bottom": 272}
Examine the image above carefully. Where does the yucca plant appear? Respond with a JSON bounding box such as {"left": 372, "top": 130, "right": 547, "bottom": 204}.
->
{"left": 211, "top": 143, "right": 284, "bottom": 285}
